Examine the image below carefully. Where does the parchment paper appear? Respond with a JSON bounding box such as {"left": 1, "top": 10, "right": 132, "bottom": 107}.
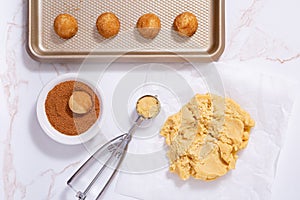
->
{"left": 114, "top": 63, "right": 298, "bottom": 200}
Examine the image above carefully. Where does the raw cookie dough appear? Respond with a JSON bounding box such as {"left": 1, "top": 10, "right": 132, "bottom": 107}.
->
{"left": 136, "top": 13, "right": 161, "bottom": 39}
{"left": 69, "top": 91, "right": 93, "bottom": 114}
{"left": 96, "top": 12, "right": 120, "bottom": 38}
{"left": 54, "top": 14, "right": 78, "bottom": 39}
{"left": 160, "top": 94, "right": 255, "bottom": 181}
{"left": 136, "top": 95, "right": 160, "bottom": 119}
{"left": 173, "top": 12, "right": 198, "bottom": 37}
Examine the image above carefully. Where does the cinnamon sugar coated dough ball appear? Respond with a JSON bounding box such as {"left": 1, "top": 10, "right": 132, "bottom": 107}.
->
{"left": 96, "top": 12, "right": 120, "bottom": 38}
{"left": 54, "top": 14, "right": 78, "bottom": 39}
{"left": 173, "top": 12, "right": 198, "bottom": 37}
{"left": 137, "top": 13, "right": 161, "bottom": 39}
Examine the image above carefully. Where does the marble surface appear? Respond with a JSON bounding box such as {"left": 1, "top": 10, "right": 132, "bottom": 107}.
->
{"left": 1, "top": 0, "right": 300, "bottom": 199}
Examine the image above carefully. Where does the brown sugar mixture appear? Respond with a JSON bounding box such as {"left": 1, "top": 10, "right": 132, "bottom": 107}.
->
{"left": 45, "top": 80, "right": 100, "bottom": 136}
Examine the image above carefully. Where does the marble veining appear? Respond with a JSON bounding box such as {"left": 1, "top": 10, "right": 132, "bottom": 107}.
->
{"left": 1, "top": 0, "right": 300, "bottom": 199}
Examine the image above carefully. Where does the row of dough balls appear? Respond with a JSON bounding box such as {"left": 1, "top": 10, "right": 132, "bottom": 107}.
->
{"left": 53, "top": 12, "right": 198, "bottom": 39}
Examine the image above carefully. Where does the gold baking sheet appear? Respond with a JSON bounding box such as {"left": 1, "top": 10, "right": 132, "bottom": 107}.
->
{"left": 27, "top": 0, "right": 225, "bottom": 62}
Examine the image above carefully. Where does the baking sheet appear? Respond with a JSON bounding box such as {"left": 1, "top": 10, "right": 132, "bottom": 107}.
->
{"left": 27, "top": 0, "right": 225, "bottom": 62}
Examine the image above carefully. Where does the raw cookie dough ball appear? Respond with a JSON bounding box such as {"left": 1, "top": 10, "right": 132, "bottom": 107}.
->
{"left": 136, "top": 13, "right": 161, "bottom": 39}
{"left": 54, "top": 14, "right": 78, "bottom": 39}
{"left": 96, "top": 12, "right": 120, "bottom": 38}
{"left": 173, "top": 12, "right": 198, "bottom": 37}
{"left": 69, "top": 91, "right": 93, "bottom": 114}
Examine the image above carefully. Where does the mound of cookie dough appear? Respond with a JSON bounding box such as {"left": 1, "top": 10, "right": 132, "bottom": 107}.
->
{"left": 160, "top": 94, "right": 255, "bottom": 181}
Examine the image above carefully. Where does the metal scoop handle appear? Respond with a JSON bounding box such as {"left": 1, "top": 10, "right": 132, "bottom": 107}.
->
{"left": 67, "top": 116, "right": 144, "bottom": 200}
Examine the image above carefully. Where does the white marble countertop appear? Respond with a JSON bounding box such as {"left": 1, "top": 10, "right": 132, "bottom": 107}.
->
{"left": 1, "top": 0, "right": 300, "bottom": 199}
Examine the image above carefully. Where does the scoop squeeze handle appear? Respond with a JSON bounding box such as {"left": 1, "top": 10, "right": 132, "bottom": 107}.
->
{"left": 67, "top": 133, "right": 130, "bottom": 200}
{"left": 67, "top": 108, "right": 150, "bottom": 199}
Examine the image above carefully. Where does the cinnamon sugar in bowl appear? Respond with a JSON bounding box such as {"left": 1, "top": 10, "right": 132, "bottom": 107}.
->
{"left": 36, "top": 74, "right": 103, "bottom": 145}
